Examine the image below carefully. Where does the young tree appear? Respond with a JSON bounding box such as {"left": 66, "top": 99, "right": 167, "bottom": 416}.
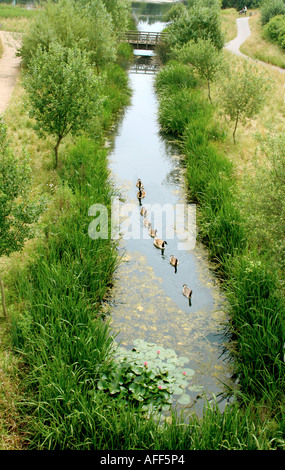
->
{"left": 0, "top": 119, "right": 43, "bottom": 316}
{"left": 20, "top": 0, "right": 117, "bottom": 72}
{"left": 173, "top": 38, "right": 224, "bottom": 102}
{"left": 24, "top": 42, "right": 102, "bottom": 168}
{"left": 219, "top": 59, "right": 271, "bottom": 143}
{"left": 84, "top": 0, "right": 117, "bottom": 72}
{"left": 165, "top": 2, "right": 225, "bottom": 52}
{"left": 101, "top": 0, "right": 132, "bottom": 31}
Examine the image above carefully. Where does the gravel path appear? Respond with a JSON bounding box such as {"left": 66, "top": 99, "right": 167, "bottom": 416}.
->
{"left": 0, "top": 31, "right": 21, "bottom": 115}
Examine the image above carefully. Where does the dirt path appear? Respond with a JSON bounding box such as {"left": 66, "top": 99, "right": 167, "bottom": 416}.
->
{"left": 225, "top": 16, "right": 285, "bottom": 74}
{"left": 0, "top": 31, "right": 21, "bottom": 115}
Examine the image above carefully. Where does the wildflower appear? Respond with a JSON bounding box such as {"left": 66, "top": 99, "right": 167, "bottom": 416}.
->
{"left": 183, "top": 371, "right": 186, "bottom": 376}
{"left": 144, "top": 361, "right": 148, "bottom": 366}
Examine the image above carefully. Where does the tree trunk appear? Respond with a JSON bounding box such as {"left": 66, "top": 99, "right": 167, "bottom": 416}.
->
{"left": 0, "top": 279, "right": 7, "bottom": 318}
{"left": 207, "top": 80, "right": 212, "bottom": 104}
{"left": 233, "top": 114, "right": 239, "bottom": 144}
{"left": 54, "top": 135, "right": 63, "bottom": 168}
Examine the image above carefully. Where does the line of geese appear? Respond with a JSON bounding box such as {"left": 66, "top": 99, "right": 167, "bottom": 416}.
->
{"left": 136, "top": 178, "right": 192, "bottom": 306}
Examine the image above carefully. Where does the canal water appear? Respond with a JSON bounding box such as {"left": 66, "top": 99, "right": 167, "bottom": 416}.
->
{"left": 106, "top": 2, "right": 233, "bottom": 415}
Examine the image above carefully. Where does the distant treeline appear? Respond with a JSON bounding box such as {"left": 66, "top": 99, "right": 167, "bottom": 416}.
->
{"left": 221, "top": 0, "right": 260, "bottom": 9}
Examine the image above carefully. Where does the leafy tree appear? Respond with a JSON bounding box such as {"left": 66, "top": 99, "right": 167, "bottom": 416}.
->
{"left": 0, "top": 119, "right": 43, "bottom": 316}
{"left": 101, "top": 0, "right": 131, "bottom": 31}
{"left": 221, "top": 0, "right": 261, "bottom": 10}
{"left": 24, "top": 43, "right": 102, "bottom": 167}
{"left": 165, "top": 1, "right": 225, "bottom": 52}
{"left": 162, "top": 2, "right": 188, "bottom": 22}
{"left": 19, "top": 0, "right": 117, "bottom": 72}
{"left": 173, "top": 38, "right": 224, "bottom": 102}
{"left": 261, "top": 0, "right": 285, "bottom": 25}
{"left": 83, "top": 0, "right": 117, "bottom": 72}
{"left": 219, "top": 60, "right": 271, "bottom": 143}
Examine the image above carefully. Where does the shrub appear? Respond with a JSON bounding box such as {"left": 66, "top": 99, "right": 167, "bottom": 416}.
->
{"left": 156, "top": 88, "right": 210, "bottom": 136}
{"left": 263, "top": 14, "right": 285, "bottom": 48}
{"left": 164, "top": 3, "right": 225, "bottom": 51}
{"left": 154, "top": 61, "right": 198, "bottom": 93}
{"left": 260, "top": 0, "right": 285, "bottom": 25}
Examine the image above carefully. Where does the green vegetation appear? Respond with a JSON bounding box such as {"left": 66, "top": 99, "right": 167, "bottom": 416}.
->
{"left": 155, "top": 59, "right": 285, "bottom": 447}
{"left": 256, "top": 0, "right": 285, "bottom": 55}
{"left": 172, "top": 37, "right": 225, "bottom": 102}
{"left": 9, "top": 137, "right": 120, "bottom": 448}
{"left": 20, "top": 0, "right": 118, "bottom": 69}
{"left": 221, "top": 0, "right": 261, "bottom": 10}
{"left": 218, "top": 58, "right": 271, "bottom": 142}
{"left": 260, "top": 0, "right": 285, "bottom": 25}
{"left": 0, "top": 118, "right": 43, "bottom": 258}
{"left": 0, "top": 4, "right": 37, "bottom": 19}
{"left": 24, "top": 43, "right": 102, "bottom": 167}
{"left": 154, "top": 0, "right": 285, "bottom": 449}
{"left": 0, "top": 117, "right": 43, "bottom": 320}
{"left": 1, "top": 0, "right": 285, "bottom": 451}
{"left": 264, "top": 14, "right": 285, "bottom": 48}
{"left": 160, "top": 0, "right": 225, "bottom": 64}
{"left": 0, "top": 3, "right": 39, "bottom": 33}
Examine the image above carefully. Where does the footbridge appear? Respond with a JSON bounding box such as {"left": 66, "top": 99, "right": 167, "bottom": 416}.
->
{"left": 119, "top": 31, "right": 167, "bottom": 50}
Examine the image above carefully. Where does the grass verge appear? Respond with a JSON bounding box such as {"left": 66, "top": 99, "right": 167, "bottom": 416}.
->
{"left": 154, "top": 59, "right": 285, "bottom": 447}
{"left": 0, "top": 62, "right": 131, "bottom": 448}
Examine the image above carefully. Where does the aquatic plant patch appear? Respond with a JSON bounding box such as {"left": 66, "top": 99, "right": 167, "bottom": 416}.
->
{"left": 97, "top": 339, "right": 196, "bottom": 410}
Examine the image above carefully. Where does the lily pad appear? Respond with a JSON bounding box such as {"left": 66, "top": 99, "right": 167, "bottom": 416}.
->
{"left": 178, "top": 356, "right": 190, "bottom": 365}
{"left": 177, "top": 394, "right": 191, "bottom": 405}
{"left": 172, "top": 387, "right": 184, "bottom": 396}
{"left": 188, "top": 385, "right": 204, "bottom": 393}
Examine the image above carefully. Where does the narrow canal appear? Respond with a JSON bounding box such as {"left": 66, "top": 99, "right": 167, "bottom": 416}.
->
{"left": 106, "top": 2, "right": 233, "bottom": 415}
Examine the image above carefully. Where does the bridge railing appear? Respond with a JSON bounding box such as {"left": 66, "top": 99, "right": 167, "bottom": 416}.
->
{"left": 118, "top": 31, "right": 167, "bottom": 46}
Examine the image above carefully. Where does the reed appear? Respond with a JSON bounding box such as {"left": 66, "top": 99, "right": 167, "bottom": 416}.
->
{"left": 155, "top": 61, "right": 285, "bottom": 417}
{"left": 8, "top": 136, "right": 120, "bottom": 447}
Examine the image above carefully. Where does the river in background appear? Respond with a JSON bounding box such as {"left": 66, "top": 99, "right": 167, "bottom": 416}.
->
{"left": 105, "top": 2, "right": 233, "bottom": 415}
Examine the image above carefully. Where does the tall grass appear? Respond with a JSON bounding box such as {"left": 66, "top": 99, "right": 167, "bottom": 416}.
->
{"left": 9, "top": 137, "right": 120, "bottom": 448}
{"left": 9, "top": 127, "right": 280, "bottom": 450}
{"left": 155, "top": 61, "right": 285, "bottom": 415}
{"left": 2, "top": 32, "right": 284, "bottom": 451}
{"left": 4, "top": 61, "right": 132, "bottom": 448}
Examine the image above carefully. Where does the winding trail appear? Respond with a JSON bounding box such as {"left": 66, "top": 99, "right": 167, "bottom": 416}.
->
{"left": 225, "top": 16, "right": 285, "bottom": 74}
{"left": 0, "top": 31, "right": 21, "bottom": 114}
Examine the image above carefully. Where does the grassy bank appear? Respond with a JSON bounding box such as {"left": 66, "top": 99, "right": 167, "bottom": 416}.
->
{"left": 221, "top": 8, "right": 238, "bottom": 42}
{"left": 3, "top": 60, "right": 281, "bottom": 450}
{"left": 9, "top": 137, "right": 120, "bottom": 448}
{"left": 154, "top": 60, "right": 285, "bottom": 444}
{"left": 0, "top": 61, "right": 132, "bottom": 448}
{"left": 1, "top": 2, "right": 284, "bottom": 449}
